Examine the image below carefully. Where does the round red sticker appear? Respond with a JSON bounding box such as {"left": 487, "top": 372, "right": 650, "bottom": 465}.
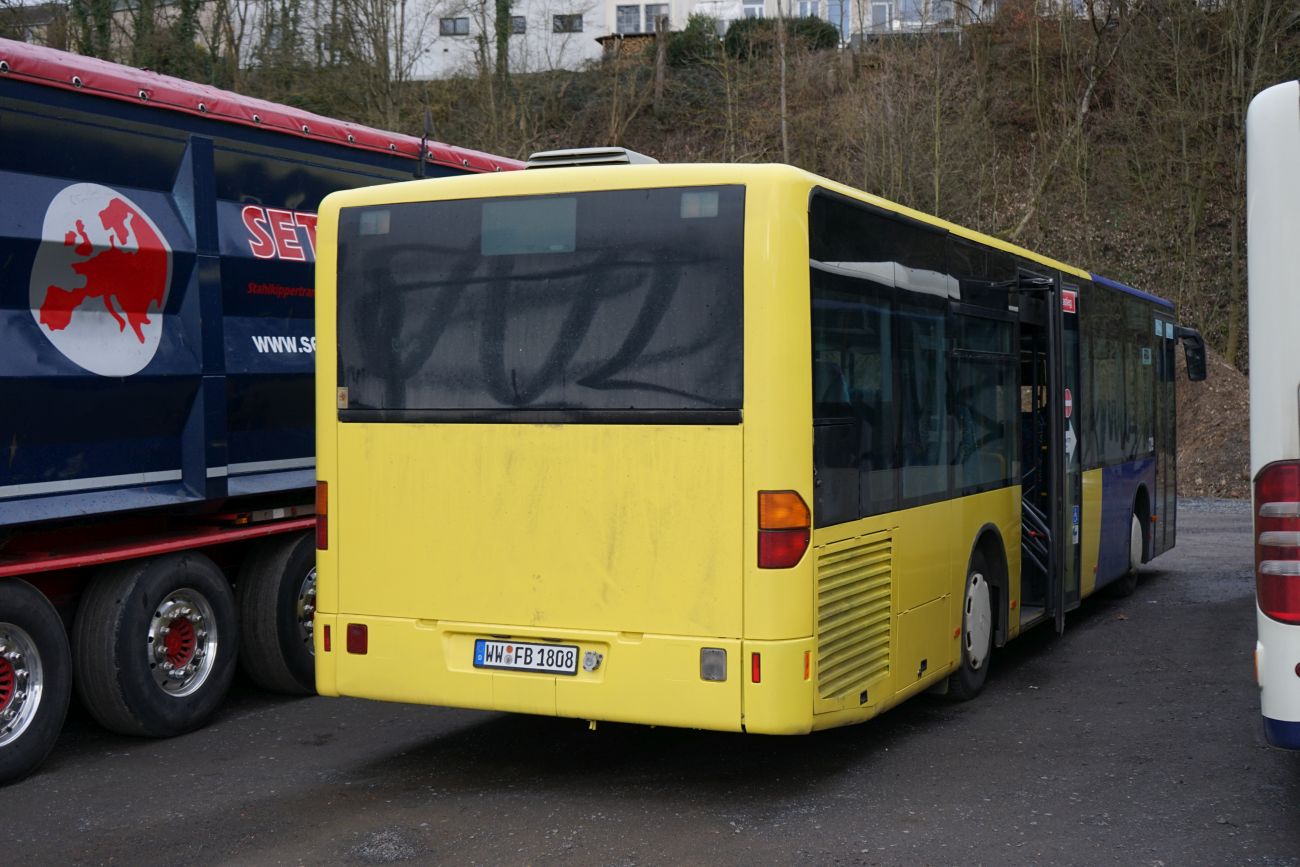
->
{"left": 1064, "top": 387, "right": 1073, "bottom": 418}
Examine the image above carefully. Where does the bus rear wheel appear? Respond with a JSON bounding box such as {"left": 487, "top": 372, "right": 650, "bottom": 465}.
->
{"left": 73, "top": 553, "right": 238, "bottom": 737}
{"left": 236, "top": 532, "right": 316, "bottom": 695}
{"left": 0, "top": 579, "right": 71, "bottom": 784}
{"left": 947, "top": 554, "right": 992, "bottom": 701}
{"left": 1108, "top": 513, "right": 1143, "bottom": 598}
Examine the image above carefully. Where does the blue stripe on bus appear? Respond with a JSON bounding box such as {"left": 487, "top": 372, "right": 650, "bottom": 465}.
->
{"left": 1096, "top": 457, "right": 1157, "bottom": 588}
{"left": 1089, "top": 273, "right": 1175, "bottom": 310}
{"left": 1263, "top": 716, "right": 1300, "bottom": 749}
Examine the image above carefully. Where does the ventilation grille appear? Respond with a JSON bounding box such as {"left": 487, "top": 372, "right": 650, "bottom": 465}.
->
{"left": 816, "top": 535, "right": 892, "bottom": 700}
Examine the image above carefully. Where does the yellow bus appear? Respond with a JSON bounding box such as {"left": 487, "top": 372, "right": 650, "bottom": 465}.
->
{"left": 312, "top": 153, "right": 1204, "bottom": 734}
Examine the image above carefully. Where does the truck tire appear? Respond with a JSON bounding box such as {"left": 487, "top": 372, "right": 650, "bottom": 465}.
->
{"left": 72, "top": 553, "right": 237, "bottom": 737}
{"left": 236, "top": 532, "right": 316, "bottom": 695}
{"left": 0, "top": 579, "right": 72, "bottom": 784}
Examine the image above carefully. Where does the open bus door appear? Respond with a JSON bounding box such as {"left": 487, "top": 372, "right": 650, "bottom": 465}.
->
{"left": 1018, "top": 271, "right": 1081, "bottom": 633}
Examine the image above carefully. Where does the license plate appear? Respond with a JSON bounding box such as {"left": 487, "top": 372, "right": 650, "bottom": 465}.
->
{"left": 473, "top": 639, "right": 579, "bottom": 675}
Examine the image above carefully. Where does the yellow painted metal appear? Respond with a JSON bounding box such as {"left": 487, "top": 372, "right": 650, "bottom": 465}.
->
{"left": 313, "top": 161, "right": 1069, "bottom": 734}
{"left": 325, "top": 613, "right": 744, "bottom": 731}
{"left": 334, "top": 422, "right": 744, "bottom": 636}
{"left": 742, "top": 174, "right": 815, "bottom": 642}
{"left": 314, "top": 189, "right": 341, "bottom": 698}
{"left": 1080, "top": 468, "right": 1104, "bottom": 598}
{"left": 742, "top": 638, "right": 816, "bottom": 734}
{"left": 805, "top": 487, "right": 1018, "bottom": 725}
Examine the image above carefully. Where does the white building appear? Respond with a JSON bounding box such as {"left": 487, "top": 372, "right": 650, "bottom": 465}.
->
{"left": 415, "top": 0, "right": 1014, "bottom": 77}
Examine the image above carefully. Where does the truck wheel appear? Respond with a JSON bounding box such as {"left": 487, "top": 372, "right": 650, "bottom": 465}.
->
{"left": 946, "top": 553, "right": 992, "bottom": 701}
{"left": 236, "top": 532, "right": 316, "bottom": 695}
{"left": 73, "top": 554, "right": 237, "bottom": 737}
{"left": 0, "top": 580, "right": 71, "bottom": 784}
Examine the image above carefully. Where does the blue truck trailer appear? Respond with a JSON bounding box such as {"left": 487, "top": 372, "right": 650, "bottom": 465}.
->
{"left": 0, "top": 39, "right": 519, "bottom": 782}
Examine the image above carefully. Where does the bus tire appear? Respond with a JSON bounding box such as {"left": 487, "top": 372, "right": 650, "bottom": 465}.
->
{"left": 947, "top": 553, "right": 993, "bottom": 701}
{"left": 1108, "top": 513, "right": 1143, "bottom": 598}
{"left": 236, "top": 532, "right": 316, "bottom": 695}
{"left": 0, "top": 579, "right": 72, "bottom": 784}
{"left": 73, "top": 554, "right": 238, "bottom": 738}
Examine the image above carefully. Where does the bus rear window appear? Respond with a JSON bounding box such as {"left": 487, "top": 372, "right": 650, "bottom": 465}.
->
{"left": 336, "top": 186, "right": 744, "bottom": 420}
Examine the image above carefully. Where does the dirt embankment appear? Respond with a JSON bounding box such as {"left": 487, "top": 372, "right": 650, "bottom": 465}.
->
{"left": 1177, "top": 347, "right": 1249, "bottom": 499}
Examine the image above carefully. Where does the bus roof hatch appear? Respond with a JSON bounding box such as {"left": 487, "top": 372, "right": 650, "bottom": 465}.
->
{"left": 526, "top": 147, "right": 659, "bottom": 169}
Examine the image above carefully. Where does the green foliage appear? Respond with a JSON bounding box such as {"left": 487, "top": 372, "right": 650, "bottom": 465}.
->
{"left": 722, "top": 17, "right": 770, "bottom": 60}
{"left": 666, "top": 14, "right": 722, "bottom": 67}
{"left": 787, "top": 16, "right": 841, "bottom": 51}
{"left": 724, "top": 15, "right": 840, "bottom": 60}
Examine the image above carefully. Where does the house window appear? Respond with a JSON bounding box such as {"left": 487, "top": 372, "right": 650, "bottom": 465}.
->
{"left": 510, "top": 15, "right": 527, "bottom": 33}
{"left": 870, "top": 1, "right": 891, "bottom": 28}
{"left": 616, "top": 4, "right": 641, "bottom": 32}
{"left": 645, "top": 3, "right": 669, "bottom": 31}
{"left": 796, "top": 0, "right": 819, "bottom": 16}
{"left": 743, "top": 2, "right": 764, "bottom": 16}
{"left": 827, "top": 0, "right": 848, "bottom": 35}
{"left": 553, "top": 13, "right": 583, "bottom": 32}
{"left": 439, "top": 16, "right": 470, "bottom": 35}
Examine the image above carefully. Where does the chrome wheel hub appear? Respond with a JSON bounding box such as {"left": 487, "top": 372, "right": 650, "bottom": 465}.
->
{"left": 0, "top": 622, "right": 44, "bottom": 748}
{"left": 297, "top": 567, "right": 317, "bottom": 656}
{"left": 147, "top": 590, "right": 218, "bottom": 697}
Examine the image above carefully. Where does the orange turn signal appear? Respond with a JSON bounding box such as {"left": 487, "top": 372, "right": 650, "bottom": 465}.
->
{"left": 759, "top": 490, "right": 810, "bottom": 530}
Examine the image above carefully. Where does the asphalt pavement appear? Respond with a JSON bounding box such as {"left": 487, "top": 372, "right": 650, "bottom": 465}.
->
{"left": 3, "top": 499, "right": 1297, "bottom": 865}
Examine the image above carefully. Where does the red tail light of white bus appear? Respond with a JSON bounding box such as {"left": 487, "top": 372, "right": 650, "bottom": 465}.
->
{"left": 1255, "top": 461, "right": 1300, "bottom": 624}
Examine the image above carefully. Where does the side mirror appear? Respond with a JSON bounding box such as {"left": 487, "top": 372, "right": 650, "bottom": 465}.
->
{"left": 1175, "top": 325, "right": 1207, "bottom": 382}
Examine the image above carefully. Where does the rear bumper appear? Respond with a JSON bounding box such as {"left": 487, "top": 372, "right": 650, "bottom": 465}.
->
{"left": 317, "top": 614, "right": 819, "bottom": 733}
{"left": 1256, "top": 607, "right": 1300, "bottom": 748}
{"left": 1263, "top": 717, "right": 1300, "bottom": 750}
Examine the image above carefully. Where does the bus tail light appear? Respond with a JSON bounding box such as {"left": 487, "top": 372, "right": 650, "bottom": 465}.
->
{"left": 347, "top": 623, "right": 368, "bottom": 654}
{"left": 316, "top": 481, "right": 328, "bottom": 550}
{"left": 758, "top": 491, "right": 810, "bottom": 569}
{"left": 1255, "top": 461, "right": 1300, "bottom": 624}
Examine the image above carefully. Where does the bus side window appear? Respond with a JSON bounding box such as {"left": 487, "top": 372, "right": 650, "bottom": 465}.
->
{"left": 809, "top": 191, "right": 901, "bottom": 527}
{"left": 897, "top": 294, "right": 950, "bottom": 505}
{"left": 811, "top": 271, "right": 896, "bottom": 526}
{"left": 951, "top": 316, "right": 1017, "bottom": 493}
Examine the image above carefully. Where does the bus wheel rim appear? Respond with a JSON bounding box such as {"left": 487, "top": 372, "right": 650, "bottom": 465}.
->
{"left": 296, "top": 567, "right": 317, "bottom": 656}
{"left": 0, "top": 622, "right": 44, "bottom": 748}
{"left": 148, "top": 589, "right": 218, "bottom": 698}
{"left": 1130, "top": 514, "right": 1143, "bottom": 573}
{"left": 964, "top": 572, "right": 992, "bottom": 671}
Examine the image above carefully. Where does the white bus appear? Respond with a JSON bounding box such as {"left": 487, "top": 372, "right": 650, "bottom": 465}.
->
{"left": 1247, "top": 80, "right": 1300, "bottom": 750}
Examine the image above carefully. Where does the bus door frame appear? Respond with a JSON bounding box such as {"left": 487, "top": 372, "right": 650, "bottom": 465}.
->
{"left": 1018, "top": 269, "right": 1071, "bottom": 633}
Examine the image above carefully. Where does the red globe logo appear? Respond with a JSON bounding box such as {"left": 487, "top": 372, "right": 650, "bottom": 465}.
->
{"left": 29, "top": 183, "right": 172, "bottom": 376}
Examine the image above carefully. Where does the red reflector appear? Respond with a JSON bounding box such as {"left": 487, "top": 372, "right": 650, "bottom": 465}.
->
{"left": 759, "top": 528, "right": 810, "bottom": 569}
{"left": 751, "top": 652, "right": 761, "bottom": 683}
{"left": 315, "top": 481, "right": 329, "bottom": 551}
{"left": 1255, "top": 461, "right": 1300, "bottom": 624}
{"left": 323, "top": 624, "right": 331, "bottom": 652}
{"left": 346, "top": 623, "right": 368, "bottom": 654}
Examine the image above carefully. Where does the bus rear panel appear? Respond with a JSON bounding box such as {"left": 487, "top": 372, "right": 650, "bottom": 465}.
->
{"left": 1247, "top": 80, "right": 1300, "bottom": 749}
